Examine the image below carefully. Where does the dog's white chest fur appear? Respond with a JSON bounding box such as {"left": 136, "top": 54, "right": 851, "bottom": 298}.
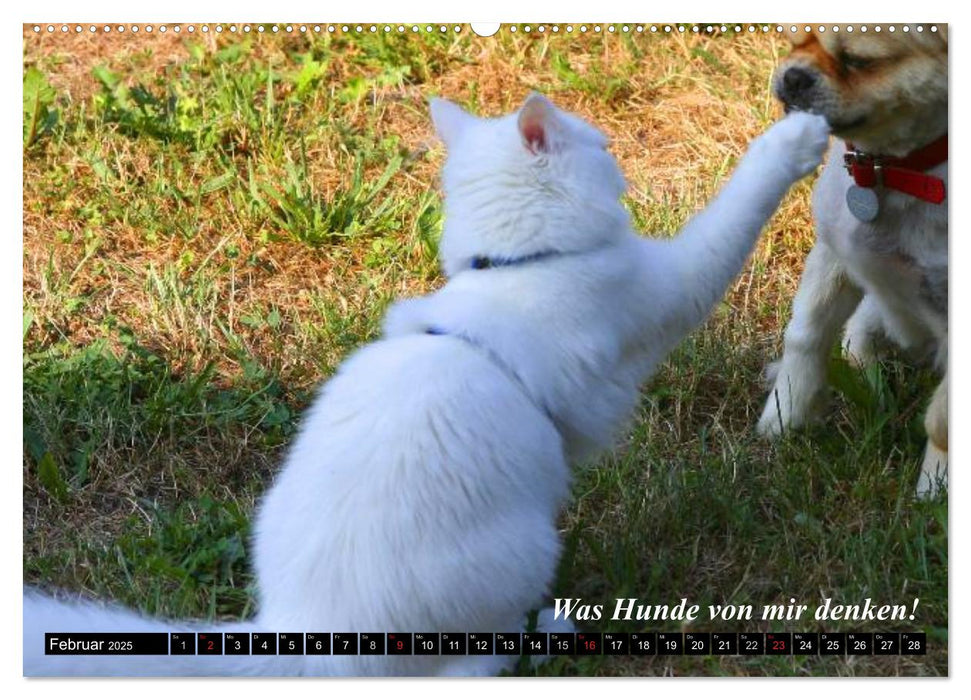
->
{"left": 813, "top": 142, "right": 948, "bottom": 346}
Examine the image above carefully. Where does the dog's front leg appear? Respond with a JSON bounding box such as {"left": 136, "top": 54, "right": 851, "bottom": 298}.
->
{"left": 758, "top": 240, "right": 863, "bottom": 437}
{"left": 842, "top": 295, "right": 887, "bottom": 366}
{"left": 917, "top": 372, "right": 948, "bottom": 498}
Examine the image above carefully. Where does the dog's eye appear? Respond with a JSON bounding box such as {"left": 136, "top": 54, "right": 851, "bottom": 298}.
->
{"left": 840, "top": 52, "right": 874, "bottom": 71}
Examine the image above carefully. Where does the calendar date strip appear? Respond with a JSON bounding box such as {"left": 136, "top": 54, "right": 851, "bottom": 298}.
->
{"left": 45, "top": 631, "right": 927, "bottom": 656}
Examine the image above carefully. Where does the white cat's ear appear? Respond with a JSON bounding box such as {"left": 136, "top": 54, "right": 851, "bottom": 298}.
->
{"left": 430, "top": 98, "right": 474, "bottom": 148}
{"left": 518, "top": 92, "right": 561, "bottom": 155}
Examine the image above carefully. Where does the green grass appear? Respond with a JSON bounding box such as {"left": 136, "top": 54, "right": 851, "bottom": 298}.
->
{"left": 23, "top": 25, "right": 946, "bottom": 676}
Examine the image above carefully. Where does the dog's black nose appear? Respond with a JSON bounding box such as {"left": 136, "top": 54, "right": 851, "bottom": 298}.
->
{"left": 782, "top": 67, "right": 816, "bottom": 95}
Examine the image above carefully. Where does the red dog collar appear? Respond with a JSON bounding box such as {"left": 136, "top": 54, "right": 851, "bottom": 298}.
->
{"left": 843, "top": 135, "right": 947, "bottom": 204}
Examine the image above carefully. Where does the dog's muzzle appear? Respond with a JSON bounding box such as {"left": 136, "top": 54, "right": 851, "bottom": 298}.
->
{"left": 775, "top": 66, "right": 819, "bottom": 112}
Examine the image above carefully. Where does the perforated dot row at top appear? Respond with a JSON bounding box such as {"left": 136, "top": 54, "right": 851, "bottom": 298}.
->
{"left": 29, "top": 24, "right": 465, "bottom": 34}
{"left": 507, "top": 24, "right": 938, "bottom": 34}
{"left": 28, "top": 23, "right": 940, "bottom": 35}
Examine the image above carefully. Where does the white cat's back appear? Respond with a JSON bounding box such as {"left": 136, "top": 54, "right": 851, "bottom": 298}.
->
{"left": 384, "top": 233, "right": 675, "bottom": 461}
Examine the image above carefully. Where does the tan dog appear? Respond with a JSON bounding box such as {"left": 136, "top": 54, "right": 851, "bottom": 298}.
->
{"left": 758, "top": 26, "right": 948, "bottom": 497}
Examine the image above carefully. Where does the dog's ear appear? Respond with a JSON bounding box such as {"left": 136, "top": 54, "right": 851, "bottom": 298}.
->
{"left": 517, "top": 92, "right": 563, "bottom": 155}
{"left": 430, "top": 98, "right": 475, "bottom": 149}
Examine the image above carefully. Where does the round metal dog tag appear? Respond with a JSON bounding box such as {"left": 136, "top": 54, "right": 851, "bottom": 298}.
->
{"left": 846, "top": 185, "right": 879, "bottom": 222}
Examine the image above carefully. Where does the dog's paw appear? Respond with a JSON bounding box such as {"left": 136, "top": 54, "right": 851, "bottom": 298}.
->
{"left": 842, "top": 333, "right": 880, "bottom": 368}
{"left": 763, "top": 111, "right": 831, "bottom": 179}
{"left": 763, "top": 359, "right": 782, "bottom": 388}
{"left": 757, "top": 363, "right": 825, "bottom": 438}
{"left": 842, "top": 298, "right": 886, "bottom": 366}
{"left": 757, "top": 394, "right": 788, "bottom": 438}
{"left": 916, "top": 440, "right": 947, "bottom": 500}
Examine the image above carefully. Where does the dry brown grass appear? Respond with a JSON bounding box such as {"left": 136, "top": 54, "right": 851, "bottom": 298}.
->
{"left": 23, "top": 27, "right": 812, "bottom": 390}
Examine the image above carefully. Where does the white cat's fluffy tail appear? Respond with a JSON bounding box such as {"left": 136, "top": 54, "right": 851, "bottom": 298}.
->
{"left": 23, "top": 590, "right": 306, "bottom": 677}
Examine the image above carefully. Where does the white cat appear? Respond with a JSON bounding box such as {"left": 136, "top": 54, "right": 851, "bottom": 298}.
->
{"left": 23, "top": 94, "right": 828, "bottom": 676}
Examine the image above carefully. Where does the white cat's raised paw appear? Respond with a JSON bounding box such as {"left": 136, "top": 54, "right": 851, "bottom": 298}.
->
{"left": 763, "top": 111, "right": 831, "bottom": 179}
